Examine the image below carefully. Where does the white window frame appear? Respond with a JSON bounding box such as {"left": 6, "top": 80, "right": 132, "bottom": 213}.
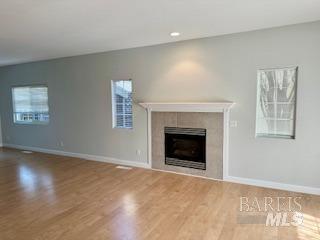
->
{"left": 111, "top": 79, "right": 133, "bottom": 129}
{"left": 11, "top": 85, "right": 50, "bottom": 125}
{"left": 255, "top": 67, "right": 297, "bottom": 139}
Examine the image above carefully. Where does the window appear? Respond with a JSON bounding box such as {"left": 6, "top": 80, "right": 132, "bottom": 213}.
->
{"left": 12, "top": 86, "right": 49, "bottom": 124}
{"left": 111, "top": 80, "right": 133, "bottom": 129}
{"left": 256, "top": 67, "right": 297, "bottom": 139}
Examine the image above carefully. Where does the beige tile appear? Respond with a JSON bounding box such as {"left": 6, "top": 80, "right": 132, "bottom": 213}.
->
{"left": 152, "top": 112, "right": 223, "bottom": 179}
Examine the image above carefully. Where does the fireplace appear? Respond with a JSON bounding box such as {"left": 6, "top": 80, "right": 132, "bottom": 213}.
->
{"left": 165, "top": 127, "right": 206, "bottom": 170}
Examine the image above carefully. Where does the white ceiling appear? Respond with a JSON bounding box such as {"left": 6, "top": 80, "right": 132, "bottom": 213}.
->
{"left": 1, "top": 0, "right": 320, "bottom": 66}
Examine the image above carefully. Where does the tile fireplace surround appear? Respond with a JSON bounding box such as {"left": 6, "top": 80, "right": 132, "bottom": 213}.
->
{"left": 139, "top": 103, "right": 235, "bottom": 180}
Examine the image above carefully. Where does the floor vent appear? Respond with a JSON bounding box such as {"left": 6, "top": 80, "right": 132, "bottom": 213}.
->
{"left": 116, "top": 166, "right": 132, "bottom": 170}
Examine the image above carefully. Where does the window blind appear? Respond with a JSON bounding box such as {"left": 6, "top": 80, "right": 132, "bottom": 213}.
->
{"left": 256, "top": 67, "right": 297, "bottom": 139}
{"left": 112, "top": 80, "right": 133, "bottom": 129}
{"left": 12, "top": 86, "right": 49, "bottom": 124}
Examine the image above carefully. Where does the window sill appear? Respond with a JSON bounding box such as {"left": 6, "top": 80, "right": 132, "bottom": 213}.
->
{"left": 14, "top": 121, "right": 49, "bottom": 126}
{"left": 256, "top": 134, "right": 295, "bottom": 140}
{"left": 113, "top": 126, "right": 133, "bottom": 130}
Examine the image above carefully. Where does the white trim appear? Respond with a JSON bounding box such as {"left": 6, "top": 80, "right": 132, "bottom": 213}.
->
{"left": 111, "top": 80, "right": 116, "bottom": 128}
{"left": 223, "top": 108, "right": 230, "bottom": 179}
{"left": 139, "top": 102, "right": 234, "bottom": 113}
{"left": 225, "top": 175, "right": 320, "bottom": 196}
{"left": 3, "top": 143, "right": 319, "bottom": 195}
{"left": 3, "top": 143, "right": 150, "bottom": 169}
{"left": 144, "top": 168, "right": 320, "bottom": 196}
{"left": 139, "top": 102, "right": 235, "bottom": 180}
{"left": 147, "top": 108, "right": 152, "bottom": 168}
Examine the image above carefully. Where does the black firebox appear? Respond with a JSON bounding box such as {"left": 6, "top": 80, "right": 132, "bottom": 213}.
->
{"left": 164, "top": 127, "right": 206, "bottom": 170}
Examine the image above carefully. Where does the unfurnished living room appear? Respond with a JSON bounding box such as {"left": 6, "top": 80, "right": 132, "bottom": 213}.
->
{"left": 0, "top": 1, "right": 320, "bottom": 239}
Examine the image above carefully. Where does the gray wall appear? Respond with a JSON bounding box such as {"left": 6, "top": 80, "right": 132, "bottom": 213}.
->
{"left": 0, "top": 115, "right": 2, "bottom": 146}
{"left": 0, "top": 21, "right": 319, "bottom": 188}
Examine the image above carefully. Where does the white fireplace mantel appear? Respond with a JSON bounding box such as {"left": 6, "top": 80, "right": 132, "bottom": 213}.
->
{"left": 139, "top": 102, "right": 235, "bottom": 180}
{"left": 139, "top": 102, "right": 234, "bottom": 113}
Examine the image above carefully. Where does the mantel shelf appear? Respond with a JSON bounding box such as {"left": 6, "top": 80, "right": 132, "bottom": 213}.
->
{"left": 139, "top": 102, "right": 235, "bottom": 113}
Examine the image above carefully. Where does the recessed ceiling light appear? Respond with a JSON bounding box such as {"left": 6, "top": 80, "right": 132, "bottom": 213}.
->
{"left": 170, "top": 32, "right": 180, "bottom": 37}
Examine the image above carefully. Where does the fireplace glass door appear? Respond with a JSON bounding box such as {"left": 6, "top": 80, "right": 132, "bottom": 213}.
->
{"left": 165, "top": 127, "right": 206, "bottom": 170}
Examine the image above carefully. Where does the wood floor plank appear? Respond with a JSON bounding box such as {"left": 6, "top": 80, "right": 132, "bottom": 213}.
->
{"left": 0, "top": 147, "right": 319, "bottom": 240}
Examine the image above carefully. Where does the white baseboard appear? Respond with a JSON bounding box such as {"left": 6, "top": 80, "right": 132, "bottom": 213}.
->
{"left": 2, "top": 143, "right": 319, "bottom": 195}
{"left": 225, "top": 175, "right": 320, "bottom": 196}
{"left": 3, "top": 143, "right": 150, "bottom": 169}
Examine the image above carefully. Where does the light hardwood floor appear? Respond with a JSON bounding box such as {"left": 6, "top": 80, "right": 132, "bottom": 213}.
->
{"left": 0, "top": 147, "right": 319, "bottom": 240}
